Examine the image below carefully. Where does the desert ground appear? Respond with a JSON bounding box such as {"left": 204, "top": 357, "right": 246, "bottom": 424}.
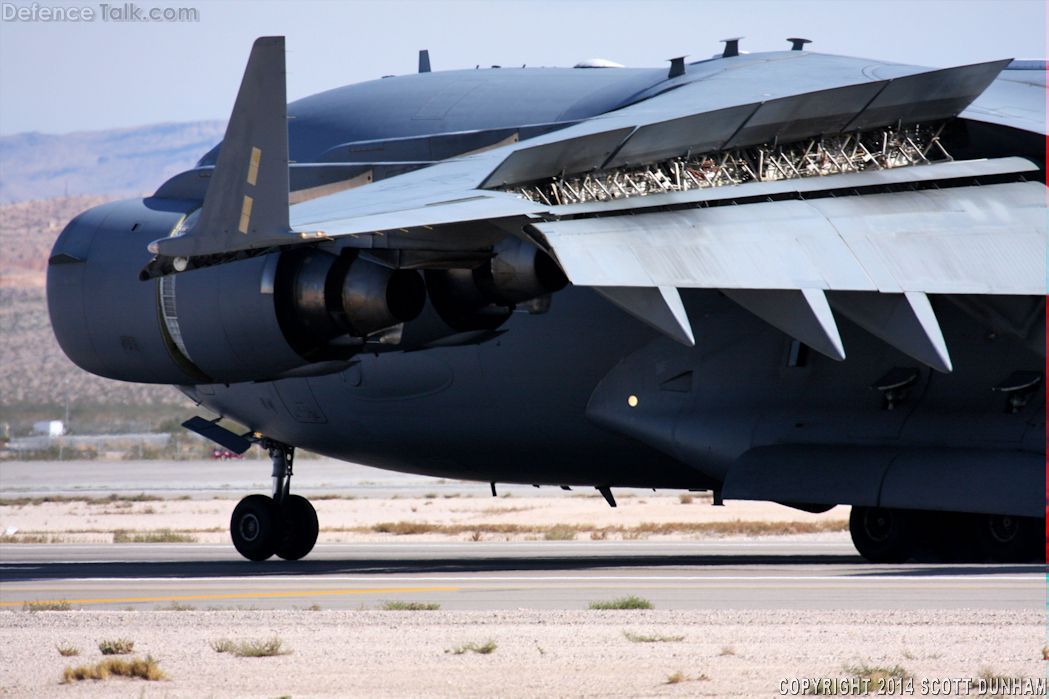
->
{"left": 0, "top": 460, "right": 1044, "bottom": 697}
{"left": 0, "top": 490, "right": 848, "bottom": 545}
{"left": 1, "top": 608, "right": 1043, "bottom": 698}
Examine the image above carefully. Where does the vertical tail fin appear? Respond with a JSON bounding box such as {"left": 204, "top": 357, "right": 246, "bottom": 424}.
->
{"left": 151, "top": 36, "right": 295, "bottom": 263}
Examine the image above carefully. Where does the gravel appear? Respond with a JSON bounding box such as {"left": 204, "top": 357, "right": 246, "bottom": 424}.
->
{"left": 1, "top": 608, "right": 1041, "bottom": 697}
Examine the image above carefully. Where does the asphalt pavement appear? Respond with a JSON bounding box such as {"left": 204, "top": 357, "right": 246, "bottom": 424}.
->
{"left": 1, "top": 541, "right": 1041, "bottom": 611}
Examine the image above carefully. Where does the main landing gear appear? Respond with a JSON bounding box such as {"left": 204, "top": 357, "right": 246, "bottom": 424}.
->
{"left": 849, "top": 506, "right": 1043, "bottom": 563}
{"left": 230, "top": 441, "right": 319, "bottom": 561}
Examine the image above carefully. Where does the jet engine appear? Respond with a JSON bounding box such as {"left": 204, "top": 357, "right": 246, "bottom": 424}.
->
{"left": 425, "top": 237, "right": 567, "bottom": 330}
{"left": 47, "top": 198, "right": 425, "bottom": 385}
{"left": 276, "top": 248, "right": 426, "bottom": 357}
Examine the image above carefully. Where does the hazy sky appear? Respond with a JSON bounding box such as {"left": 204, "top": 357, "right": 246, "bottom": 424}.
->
{"left": 0, "top": 0, "right": 1045, "bottom": 135}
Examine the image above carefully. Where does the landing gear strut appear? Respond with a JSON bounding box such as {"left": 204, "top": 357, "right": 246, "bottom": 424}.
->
{"left": 230, "top": 441, "right": 318, "bottom": 562}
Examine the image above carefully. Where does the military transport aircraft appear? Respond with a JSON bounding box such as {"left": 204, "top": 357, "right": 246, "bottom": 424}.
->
{"left": 47, "top": 37, "right": 1046, "bottom": 563}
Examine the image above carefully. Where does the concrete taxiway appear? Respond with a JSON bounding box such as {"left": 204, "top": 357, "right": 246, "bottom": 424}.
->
{"left": 1, "top": 541, "right": 1041, "bottom": 611}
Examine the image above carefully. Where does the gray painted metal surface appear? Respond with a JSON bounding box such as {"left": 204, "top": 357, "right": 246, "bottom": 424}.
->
{"left": 722, "top": 289, "right": 845, "bottom": 361}
{"left": 828, "top": 291, "right": 952, "bottom": 373}
{"left": 725, "top": 444, "right": 1043, "bottom": 518}
{"left": 285, "top": 55, "right": 1010, "bottom": 240}
{"left": 961, "top": 70, "right": 1047, "bottom": 135}
{"left": 157, "top": 37, "right": 299, "bottom": 260}
{"left": 536, "top": 181, "right": 1048, "bottom": 294}
{"left": 44, "top": 38, "right": 1048, "bottom": 552}
{"left": 845, "top": 60, "right": 1010, "bottom": 130}
{"left": 592, "top": 286, "right": 694, "bottom": 346}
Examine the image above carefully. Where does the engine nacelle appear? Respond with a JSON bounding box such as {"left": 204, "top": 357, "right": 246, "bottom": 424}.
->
{"left": 426, "top": 237, "right": 567, "bottom": 331}
{"left": 277, "top": 249, "right": 426, "bottom": 357}
{"left": 48, "top": 198, "right": 426, "bottom": 384}
{"left": 477, "top": 236, "right": 568, "bottom": 305}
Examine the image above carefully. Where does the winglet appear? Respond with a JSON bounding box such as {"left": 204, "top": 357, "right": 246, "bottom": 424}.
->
{"left": 149, "top": 36, "right": 296, "bottom": 266}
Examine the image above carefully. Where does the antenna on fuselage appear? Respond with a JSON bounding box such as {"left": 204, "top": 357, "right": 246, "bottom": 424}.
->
{"left": 418, "top": 49, "right": 431, "bottom": 73}
{"left": 721, "top": 37, "right": 743, "bottom": 58}
{"left": 667, "top": 56, "right": 686, "bottom": 79}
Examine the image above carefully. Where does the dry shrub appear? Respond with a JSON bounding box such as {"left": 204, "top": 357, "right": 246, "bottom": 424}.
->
{"left": 589, "top": 595, "right": 653, "bottom": 610}
{"left": 23, "top": 600, "right": 71, "bottom": 612}
{"left": 97, "top": 638, "right": 134, "bottom": 655}
{"left": 61, "top": 656, "right": 165, "bottom": 683}
{"left": 448, "top": 640, "right": 497, "bottom": 655}
{"left": 113, "top": 529, "right": 195, "bottom": 543}
{"left": 210, "top": 636, "right": 289, "bottom": 657}
{"left": 623, "top": 631, "right": 683, "bottom": 643}
{"left": 381, "top": 601, "right": 440, "bottom": 611}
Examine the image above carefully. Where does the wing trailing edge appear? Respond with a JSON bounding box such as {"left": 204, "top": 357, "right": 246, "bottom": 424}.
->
{"left": 536, "top": 180, "right": 1047, "bottom": 367}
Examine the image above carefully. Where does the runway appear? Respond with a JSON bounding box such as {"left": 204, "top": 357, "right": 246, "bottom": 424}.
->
{"left": 1, "top": 541, "right": 1042, "bottom": 611}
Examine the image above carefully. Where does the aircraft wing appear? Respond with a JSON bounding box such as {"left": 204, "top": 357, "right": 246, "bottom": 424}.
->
{"left": 285, "top": 51, "right": 1014, "bottom": 233}
{"left": 148, "top": 39, "right": 1047, "bottom": 374}
{"left": 960, "top": 62, "right": 1048, "bottom": 135}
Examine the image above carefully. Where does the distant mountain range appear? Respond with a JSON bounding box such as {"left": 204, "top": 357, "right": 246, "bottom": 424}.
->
{"left": 0, "top": 120, "right": 226, "bottom": 203}
{"left": 0, "top": 119, "right": 227, "bottom": 425}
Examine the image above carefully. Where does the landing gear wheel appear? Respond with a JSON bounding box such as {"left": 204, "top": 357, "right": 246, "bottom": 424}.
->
{"left": 231, "top": 494, "right": 280, "bottom": 561}
{"left": 276, "top": 494, "right": 319, "bottom": 561}
{"left": 918, "top": 511, "right": 979, "bottom": 563}
{"left": 849, "top": 506, "right": 913, "bottom": 563}
{"left": 975, "top": 514, "right": 1042, "bottom": 563}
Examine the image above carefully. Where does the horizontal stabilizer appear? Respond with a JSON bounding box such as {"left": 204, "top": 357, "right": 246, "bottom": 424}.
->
{"left": 829, "top": 291, "right": 952, "bottom": 373}
{"left": 151, "top": 36, "right": 298, "bottom": 263}
{"left": 593, "top": 286, "right": 695, "bottom": 346}
{"left": 723, "top": 288, "right": 845, "bottom": 361}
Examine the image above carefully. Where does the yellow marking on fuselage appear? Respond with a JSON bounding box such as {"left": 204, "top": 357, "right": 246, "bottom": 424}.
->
{"left": 247, "top": 146, "right": 261, "bottom": 186}
{"left": 3, "top": 585, "right": 459, "bottom": 607}
{"left": 238, "top": 195, "right": 254, "bottom": 234}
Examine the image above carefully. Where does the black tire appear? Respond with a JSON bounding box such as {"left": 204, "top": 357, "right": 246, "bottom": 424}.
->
{"left": 231, "top": 494, "right": 280, "bottom": 561}
{"left": 849, "top": 506, "right": 913, "bottom": 563}
{"left": 918, "top": 511, "right": 982, "bottom": 563}
{"left": 975, "top": 514, "right": 1043, "bottom": 563}
{"left": 275, "top": 494, "right": 319, "bottom": 561}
